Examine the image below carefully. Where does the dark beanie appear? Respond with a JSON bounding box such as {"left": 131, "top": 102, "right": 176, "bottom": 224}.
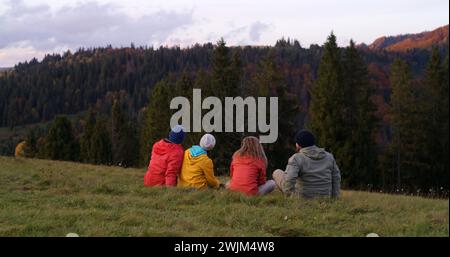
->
{"left": 295, "top": 130, "right": 315, "bottom": 147}
{"left": 168, "top": 125, "right": 185, "bottom": 144}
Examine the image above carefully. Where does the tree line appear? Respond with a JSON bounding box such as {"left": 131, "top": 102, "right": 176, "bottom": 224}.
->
{"left": 5, "top": 35, "right": 449, "bottom": 194}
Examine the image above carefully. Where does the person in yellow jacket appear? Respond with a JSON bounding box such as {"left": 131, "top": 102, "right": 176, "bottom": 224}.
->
{"left": 177, "top": 134, "right": 221, "bottom": 189}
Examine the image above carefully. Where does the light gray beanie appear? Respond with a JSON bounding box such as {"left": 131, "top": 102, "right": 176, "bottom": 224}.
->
{"left": 200, "top": 134, "right": 216, "bottom": 151}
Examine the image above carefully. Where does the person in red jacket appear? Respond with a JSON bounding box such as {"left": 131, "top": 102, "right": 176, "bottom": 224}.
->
{"left": 227, "top": 136, "right": 276, "bottom": 196}
{"left": 144, "top": 125, "right": 185, "bottom": 187}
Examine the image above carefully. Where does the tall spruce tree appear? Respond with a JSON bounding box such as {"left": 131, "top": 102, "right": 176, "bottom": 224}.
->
{"left": 24, "top": 127, "right": 38, "bottom": 158}
{"left": 442, "top": 55, "right": 449, "bottom": 190}
{"left": 175, "top": 72, "right": 201, "bottom": 147}
{"left": 309, "top": 32, "right": 345, "bottom": 147}
{"left": 91, "top": 116, "right": 112, "bottom": 165}
{"left": 45, "top": 116, "right": 79, "bottom": 161}
{"left": 253, "top": 50, "right": 299, "bottom": 172}
{"left": 140, "top": 79, "right": 173, "bottom": 165}
{"left": 212, "top": 38, "right": 232, "bottom": 98}
{"left": 309, "top": 35, "right": 379, "bottom": 188}
{"left": 420, "top": 48, "right": 449, "bottom": 189}
{"left": 387, "top": 59, "right": 423, "bottom": 190}
{"left": 340, "top": 40, "right": 379, "bottom": 188}
{"left": 111, "top": 99, "right": 138, "bottom": 167}
{"left": 209, "top": 39, "right": 243, "bottom": 174}
{"left": 80, "top": 109, "right": 96, "bottom": 163}
{"left": 308, "top": 33, "right": 347, "bottom": 180}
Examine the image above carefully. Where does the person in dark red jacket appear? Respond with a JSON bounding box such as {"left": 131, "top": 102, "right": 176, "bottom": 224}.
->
{"left": 227, "top": 136, "right": 276, "bottom": 196}
{"left": 144, "top": 125, "right": 185, "bottom": 187}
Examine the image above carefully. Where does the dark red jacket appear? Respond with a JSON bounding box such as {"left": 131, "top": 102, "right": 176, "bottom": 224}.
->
{"left": 228, "top": 155, "right": 267, "bottom": 195}
{"left": 144, "top": 139, "right": 184, "bottom": 186}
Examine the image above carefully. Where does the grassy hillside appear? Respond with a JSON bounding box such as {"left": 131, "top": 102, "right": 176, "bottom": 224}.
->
{"left": 0, "top": 156, "right": 448, "bottom": 236}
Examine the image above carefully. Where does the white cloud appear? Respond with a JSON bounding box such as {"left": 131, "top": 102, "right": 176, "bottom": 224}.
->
{"left": 249, "top": 22, "right": 270, "bottom": 42}
{"left": 0, "top": 0, "right": 447, "bottom": 66}
{"left": 0, "top": 44, "right": 47, "bottom": 67}
{"left": 0, "top": 0, "right": 194, "bottom": 65}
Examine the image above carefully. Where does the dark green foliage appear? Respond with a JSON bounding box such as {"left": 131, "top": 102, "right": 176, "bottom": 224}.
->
{"left": 44, "top": 116, "right": 79, "bottom": 161}
{"left": 417, "top": 49, "right": 448, "bottom": 189}
{"left": 209, "top": 40, "right": 243, "bottom": 174}
{"left": 309, "top": 33, "right": 346, "bottom": 153}
{"left": 384, "top": 59, "right": 424, "bottom": 190}
{"left": 73, "top": 110, "right": 115, "bottom": 165}
{"left": 140, "top": 78, "right": 174, "bottom": 166}
{"left": 175, "top": 72, "right": 202, "bottom": 147}
{"left": 442, "top": 55, "right": 449, "bottom": 188}
{"left": 309, "top": 35, "right": 379, "bottom": 189}
{"left": 0, "top": 36, "right": 447, "bottom": 192}
{"left": 90, "top": 116, "right": 112, "bottom": 165}
{"left": 0, "top": 40, "right": 440, "bottom": 129}
{"left": 23, "top": 128, "right": 38, "bottom": 158}
{"left": 252, "top": 50, "right": 299, "bottom": 173}
{"left": 79, "top": 110, "right": 96, "bottom": 163}
{"left": 340, "top": 41, "right": 379, "bottom": 188}
{"left": 111, "top": 99, "right": 138, "bottom": 167}
{"left": 382, "top": 53, "right": 448, "bottom": 191}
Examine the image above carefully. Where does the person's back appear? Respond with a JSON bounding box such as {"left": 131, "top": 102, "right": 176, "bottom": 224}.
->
{"left": 177, "top": 134, "right": 220, "bottom": 189}
{"left": 144, "top": 139, "right": 184, "bottom": 186}
{"left": 286, "top": 146, "right": 339, "bottom": 198}
{"left": 228, "top": 136, "right": 275, "bottom": 196}
{"left": 273, "top": 130, "right": 341, "bottom": 198}
{"left": 229, "top": 156, "right": 265, "bottom": 195}
{"left": 144, "top": 125, "right": 185, "bottom": 187}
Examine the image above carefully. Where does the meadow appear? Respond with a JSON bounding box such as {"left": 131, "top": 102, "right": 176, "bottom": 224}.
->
{"left": 0, "top": 156, "right": 448, "bottom": 236}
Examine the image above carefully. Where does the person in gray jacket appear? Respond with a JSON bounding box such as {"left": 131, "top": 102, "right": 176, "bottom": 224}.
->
{"left": 272, "top": 130, "right": 341, "bottom": 198}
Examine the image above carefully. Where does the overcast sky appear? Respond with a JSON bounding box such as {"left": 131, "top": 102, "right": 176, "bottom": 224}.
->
{"left": 0, "top": 0, "right": 448, "bottom": 66}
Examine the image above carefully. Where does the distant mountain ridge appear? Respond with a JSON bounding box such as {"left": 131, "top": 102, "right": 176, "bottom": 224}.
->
{"left": 366, "top": 25, "right": 448, "bottom": 52}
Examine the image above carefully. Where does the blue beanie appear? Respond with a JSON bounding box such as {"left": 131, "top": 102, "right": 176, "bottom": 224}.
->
{"left": 295, "top": 130, "right": 315, "bottom": 148}
{"left": 168, "top": 125, "right": 185, "bottom": 144}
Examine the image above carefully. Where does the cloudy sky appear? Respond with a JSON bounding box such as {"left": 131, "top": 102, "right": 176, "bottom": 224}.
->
{"left": 0, "top": 0, "right": 448, "bottom": 67}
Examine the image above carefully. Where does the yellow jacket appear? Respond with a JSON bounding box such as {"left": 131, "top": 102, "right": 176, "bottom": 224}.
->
{"left": 177, "top": 146, "right": 220, "bottom": 189}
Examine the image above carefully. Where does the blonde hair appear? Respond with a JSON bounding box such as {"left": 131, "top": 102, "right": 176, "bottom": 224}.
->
{"left": 233, "top": 136, "right": 267, "bottom": 165}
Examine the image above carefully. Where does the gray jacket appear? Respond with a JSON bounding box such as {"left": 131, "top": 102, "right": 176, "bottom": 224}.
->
{"left": 282, "top": 145, "right": 341, "bottom": 198}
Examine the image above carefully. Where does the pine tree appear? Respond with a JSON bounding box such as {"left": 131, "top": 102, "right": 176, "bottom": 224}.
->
{"left": 387, "top": 59, "right": 423, "bottom": 190}
{"left": 212, "top": 38, "right": 232, "bottom": 98}
{"left": 420, "top": 48, "right": 449, "bottom": 189}
{"left": 253, "top": 50, "right": 299, "bottom": 172}
{"left": 209, "top": 40, "right": 243, "bottom": 174}
{"left": 308, "top": 35, "right": 380, "bottom": 188}
{"left": 140, "top": 79, "right": 173, "bottom": 165}
{"left": 111, "top": 99, "right": 138, "bottom": 167}
{"left": 44, "top": 116, "right": 78, "bottom": 161}
{"left": 91, "top": 116, "right": 112, "bottom": 165}
{"left": 80, "top": 109, "right": 96, "bottom": 163}
{"left": 308, "top": 32, "right": 347, "bottom": 173}
{"left": 24, "top": 128, "right": 38, "bottom": 158}
{"left": 340, "top": 40, "right": 379, "bottom": 188}
{"left": 123, "top": 120, "right": 139, "bottom": 167}
{"left": 309, "top": 32, "right": 344, "bottom": 147}
{"left": 111, "top": 99, "right": 124, "bottom": 165}
{"left": 442, "top": 55, "right": 449, "bottom": 190}
{"left": 176, "top": 72, "right": 200, "bottom": 147}
{"left": 229, "top": 50, "right": 244, "bottom": 96}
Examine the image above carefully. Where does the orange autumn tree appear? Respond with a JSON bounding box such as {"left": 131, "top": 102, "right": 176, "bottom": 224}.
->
{"left": 15, "top": 141, "right": 27, "bottom": 157}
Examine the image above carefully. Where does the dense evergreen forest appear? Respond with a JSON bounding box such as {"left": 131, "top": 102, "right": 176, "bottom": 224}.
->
{"left": 0, "top": 38, "right": 440, "bottom": 127}
{"left": 1, "top": 36, "right": 448, "bottom": 194}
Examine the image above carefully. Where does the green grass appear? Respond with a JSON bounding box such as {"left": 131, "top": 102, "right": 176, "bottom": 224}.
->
{"left": 0, "top": 156, "right": 448, "bottom": 237}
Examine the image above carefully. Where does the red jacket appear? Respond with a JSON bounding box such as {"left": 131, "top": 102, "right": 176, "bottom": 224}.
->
{"left": 144, "top": 139, "right": 184, "bottom": 186}
{"left": 228, "top": 155, "right": 267, "bottom": 195}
